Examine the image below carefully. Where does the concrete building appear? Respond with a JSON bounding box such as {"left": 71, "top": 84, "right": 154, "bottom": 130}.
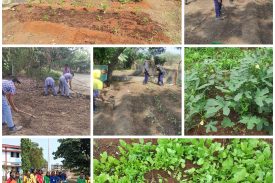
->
{"left": 51, "top": 164, "right": 64, "bottom": 171}
{"left": 2, "top": 144, "right": 22, "bottom": 180}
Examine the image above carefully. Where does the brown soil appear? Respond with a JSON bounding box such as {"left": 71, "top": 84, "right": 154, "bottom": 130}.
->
{"left": 185, "top": 0, "right": 273, "bottom": 44}
{"left": 93, "top": 139, "right": 158, "bottom": 159}
{"left": 93, "top": 78, "right": 181, "bottom": 136}
{"left": 2, "top": 77, "right": 90, "bottom": 136}
{"left": 3, "top": 0, "right": 181, "bottom": 44}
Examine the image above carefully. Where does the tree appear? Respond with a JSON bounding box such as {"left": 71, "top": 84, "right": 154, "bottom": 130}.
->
{"left": 21, "top": 139, "right": 32, "bottom": 172}
{"left": 2, "top": 47, "right": 90, "bottom": 80}
{"left": 21, "top": 139, "right": 47, "bottom": 171}
{"left": 53, "top": 139, "right": 90, "bottom": 175}
{"left": 94, "top": 47, "right": 127, "bottom": 82}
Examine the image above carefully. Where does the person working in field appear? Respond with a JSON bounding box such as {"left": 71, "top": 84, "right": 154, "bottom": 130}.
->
{"left": 93, "top": 70, "right": 106, "bottom": 112}
{"left": 59, "top": 73, "right": 74, "bottom": 98}
{"left": 2, "top": 78, "right": 23, "bottom": 133}
{"left": 143, "top": 60, "right": 150, "bottom": 85}
{"left": 44, "top": 77, "right": 57, "bottom": 96}
{"left": 213, "top": 0, "right": 223, "bottom": 20}
{"left": 156, "top": 65, "right": 166, "bottom": 86}
{"left": 63, "top": 64, "right": 71, "bottom": 74}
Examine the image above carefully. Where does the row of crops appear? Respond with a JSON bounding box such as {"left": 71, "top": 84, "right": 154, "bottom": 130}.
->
{"left": 185, "top": 48, "right": 273, "bottom": 135}
{"left": 94, "top": 139, "right": 272, "bottom": 182}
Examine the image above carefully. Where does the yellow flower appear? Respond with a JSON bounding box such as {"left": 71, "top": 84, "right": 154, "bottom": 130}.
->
{"left": 255, "top": 64, "right": 260, "bottom": 69}
{"left": 200, "top": 120, "right": 204, "bottom": 125}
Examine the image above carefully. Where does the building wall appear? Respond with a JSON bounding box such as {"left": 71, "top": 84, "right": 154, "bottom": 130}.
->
{"left": 2, "top": 151, "right": 21, "bottom": 166}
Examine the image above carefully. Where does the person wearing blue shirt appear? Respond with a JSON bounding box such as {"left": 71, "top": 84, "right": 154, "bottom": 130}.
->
{"left": 2, "top": 78, "right": 23, "bottom": 132}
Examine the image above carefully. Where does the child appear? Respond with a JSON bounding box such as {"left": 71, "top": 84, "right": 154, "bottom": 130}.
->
{"left": 2, "top": 78, "right": 23, "bottom": 132}
{"left": 143, "top": 61, "right": 150, "bottom": 84}
{"left": 59, "top": 73, "right": 73, "bottom": 98}
{"left": 15, "top": 171, "right": 22, "bottom": 183}
{"left": 156, "top": 65, "right": 166, "bottom": 86}
{"left": 213, "top": 0, "right": 223, "bottom": 20}
{"left": 50, "top": 171, "right": 56, "bottom": 183}
{"left": 76, "top": 172, "right": 85, "bottom": 183}
{"left": 43, "top": 172, "right": 50, "bottom": 183}
{"left": 60, "top": 172, "right": 67, "bottom": 183}
{"left": 36, "top": 170, "right": 43, "bottom": 183}
{"left": 23, "top": 171, "right": 30, "bottom": 183}
{"left": 44, "top": 77, "right": 57, "bottom": 96}
{"left": 63, "top": 64, "right": 71, "bottom": 75}
{"left": 93, "top": 70, "right": 105, "bottom": 112}
{"left": 85, "top": 175, "right": 90, "bottom": 183}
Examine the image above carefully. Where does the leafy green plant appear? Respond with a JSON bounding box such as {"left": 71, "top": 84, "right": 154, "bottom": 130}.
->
{"left": 185, "top": 48, "right": 273, "bottom": 134}
{"left": 94, "top": 139, "right": 273, "bottom": 182}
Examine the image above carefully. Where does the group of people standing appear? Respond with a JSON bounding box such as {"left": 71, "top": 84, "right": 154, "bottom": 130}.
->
{"left": 143, "top": 60, "right": 166, "bottom": 86}
{"left": 2, "top": 64, "right": 74, "bottom": 133}
{"left": 6, "top": 169, "right": 89, "bottom": 183}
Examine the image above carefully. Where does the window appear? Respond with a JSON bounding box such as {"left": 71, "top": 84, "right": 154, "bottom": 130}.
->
{"left": 10, "top": 152, "right": 20, "bottom": 158}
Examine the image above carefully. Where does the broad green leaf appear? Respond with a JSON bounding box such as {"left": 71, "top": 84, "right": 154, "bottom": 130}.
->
{"left": 222, "top": 157, "right": 233, "bottom": 170}
{"left": 223, "top": 105, "right": 230, "bottom": 116}
{"left": 197, "top": 158, "right": 204, "bottom": 165}
{"left": 205, "top": 121, "right": 218, "bottom": 133}
{"left": 234, "top": 92, "right": 243, "bottom": 101}
{"left": 232, "top": 168, "right": 248, "bottom": 182}
{"left": 255, "top": 88, "right": 269, "bottom": 107}
{"left": 221, "top": 117, "right": 235, "bottom": 128}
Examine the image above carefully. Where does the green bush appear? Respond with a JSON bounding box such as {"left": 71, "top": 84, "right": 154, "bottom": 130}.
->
{"left": 185, "top": 48, "right": 273, "bottom": 133}
{"left": 40, "top": 68, "right": 61, "bottom": 81}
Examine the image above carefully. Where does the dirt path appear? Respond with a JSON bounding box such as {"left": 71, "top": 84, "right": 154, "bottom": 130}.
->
{"left": 72, "top": 73, "right": 90, "bottom": 95}
{"left": 2, "top": 0, "right": 180, "bottom": 44}
{"left": 2, "top": 78, "right": 90, "bottom": 136}
{"left": 185, "top": 0, "right": 273, "bottom": 44}
{"left": 93, "top": 78, "right": 181, "bottom": 136}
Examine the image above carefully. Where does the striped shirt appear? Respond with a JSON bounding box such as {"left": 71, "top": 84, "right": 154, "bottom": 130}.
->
{"left": 2, "top": 80, "right": 16, "bottom": 95}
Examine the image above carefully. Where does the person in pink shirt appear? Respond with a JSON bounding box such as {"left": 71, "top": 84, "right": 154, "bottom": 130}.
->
{"left": 63, "top": 64, "right": 71, "bottom": 75}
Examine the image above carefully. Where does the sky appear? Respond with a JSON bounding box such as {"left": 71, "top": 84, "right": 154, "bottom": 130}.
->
{"left": 2, "top": 138, "right": 63, "bottom": 165}
{"left": 166, "top": 47, "right": 181, "bottom": 55}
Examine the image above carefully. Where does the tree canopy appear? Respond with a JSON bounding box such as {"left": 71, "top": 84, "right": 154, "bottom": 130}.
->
{"left": 53, "top": 139, "right": 90, "bottom": 175}
{"left": 2, "top": 47, "right": 90, "bottom": 81}
{"left": 21, "top": 139, "right": 47, "bottom": 172}
{"left": 93, "top": 47, "right": 181, "bottom": 82}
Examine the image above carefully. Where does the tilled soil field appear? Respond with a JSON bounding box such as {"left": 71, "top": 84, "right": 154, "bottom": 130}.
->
{"left": 94, "top": 79, "right": 181, "bottom": 136}
{"left": 2, "top": 77, "right": 90, "bottom": 136}
{"left": 185, "top": 0, "right": 273, "bottom": 44}
{"left": 3, "top": 0, "right": 181, "bottom": 44}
